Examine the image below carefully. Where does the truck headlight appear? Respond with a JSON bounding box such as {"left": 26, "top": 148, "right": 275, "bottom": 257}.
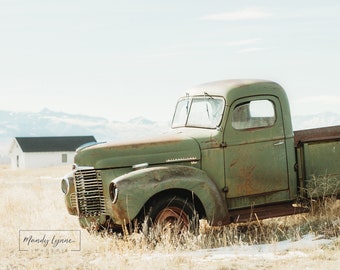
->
{"left": 61, "top": 172, "right": 74, "bottom": 194}
{"left": 109, "top": 182, "right": 119, "bottom": 204}
{"left": 61, "top": 178, "right": 69, "bottom": 194}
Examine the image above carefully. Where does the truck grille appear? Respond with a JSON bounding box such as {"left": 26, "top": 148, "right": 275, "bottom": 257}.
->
{"left": 74, "top": 169, "right": 106, "bottom": 217}
{"left": 70, "top": 193, "right": 77, "bottom": 208}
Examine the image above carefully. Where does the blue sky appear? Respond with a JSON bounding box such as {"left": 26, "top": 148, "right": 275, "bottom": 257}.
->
{"left": 0, "top": 0, "right": 339, "bottom": 121}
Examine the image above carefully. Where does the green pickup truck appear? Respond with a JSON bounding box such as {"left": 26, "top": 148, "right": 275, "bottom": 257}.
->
{"left": 61, "top": 79, "right": 340, "bottom": 232}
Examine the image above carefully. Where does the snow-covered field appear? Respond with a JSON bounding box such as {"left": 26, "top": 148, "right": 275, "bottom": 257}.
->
{"left": 0, "top": 165, "right": 339, "bottom": 269}
{"left": 80, "top": 234, "right": 339, "bottom": 270}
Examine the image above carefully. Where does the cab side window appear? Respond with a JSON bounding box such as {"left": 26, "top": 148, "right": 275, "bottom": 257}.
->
{"left": 232, "top": 100, "right": 276, "bottom": 130}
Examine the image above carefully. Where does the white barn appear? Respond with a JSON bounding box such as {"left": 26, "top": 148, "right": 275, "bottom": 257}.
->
{"left": 9, "top": 136, "right": 96, "bottom": 169}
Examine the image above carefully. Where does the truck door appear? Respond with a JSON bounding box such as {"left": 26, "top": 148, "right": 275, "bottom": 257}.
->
{"left": 224, "top": 96, "right": 290, "bottom": 209}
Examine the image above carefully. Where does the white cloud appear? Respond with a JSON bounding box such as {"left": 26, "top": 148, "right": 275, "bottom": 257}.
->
{"left": 224, "top": 38, "right": 265, "bottom": 53}
{"left": 202, "top": 7, "right": 272, "bottom": 21}
{"left": 295, "top": 95, "right": 340, "bottom": 105}
{"left": 225, "top": 38, "right": 261, "bottom": 47}
{"left": 291, "top": 95, "right": 340, "bottom": 116}
{"left": 237, "top": 47, "right": 265, "bottom": 53}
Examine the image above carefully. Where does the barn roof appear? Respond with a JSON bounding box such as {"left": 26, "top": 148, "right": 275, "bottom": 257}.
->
{"left": 15, "top": 136, "right": 97, "bottom": 152}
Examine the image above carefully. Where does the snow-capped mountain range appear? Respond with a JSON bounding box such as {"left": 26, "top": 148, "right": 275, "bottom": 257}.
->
{"left": 0, "top": 108, "right": 339, "bottom": 163}
{"left": 0, "top": 109, "right": 170, "bottom": 162}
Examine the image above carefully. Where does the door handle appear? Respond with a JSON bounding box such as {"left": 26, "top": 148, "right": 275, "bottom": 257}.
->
{"left": 274, "top": 141, "right": 284, "bottom": 146}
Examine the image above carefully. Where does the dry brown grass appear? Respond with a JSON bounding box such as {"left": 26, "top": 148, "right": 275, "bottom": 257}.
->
{"left": 0, "top": 165, "right": 339, "bottom": 269}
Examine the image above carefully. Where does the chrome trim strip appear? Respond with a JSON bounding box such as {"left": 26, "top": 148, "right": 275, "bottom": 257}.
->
{"left": 165, "top": 157, "right": 199, "bottom": 163}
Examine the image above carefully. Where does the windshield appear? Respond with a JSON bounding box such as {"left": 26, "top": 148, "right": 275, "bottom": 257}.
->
{"left": 172, "top": 96, "right": 225, "bottom": 129}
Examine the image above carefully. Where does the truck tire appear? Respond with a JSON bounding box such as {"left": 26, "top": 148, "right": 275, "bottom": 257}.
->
{"left": 143, "top": 195, "right": 198, "bottom": 234}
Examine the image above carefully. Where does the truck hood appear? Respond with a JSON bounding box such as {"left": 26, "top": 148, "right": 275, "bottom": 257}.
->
{"left": 74, "top": 132, "right": 201, "bottom": 169}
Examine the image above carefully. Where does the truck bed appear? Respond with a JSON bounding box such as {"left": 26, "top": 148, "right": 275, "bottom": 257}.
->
{"left": 294, "top": 125, "right": 340, "bottom": 198}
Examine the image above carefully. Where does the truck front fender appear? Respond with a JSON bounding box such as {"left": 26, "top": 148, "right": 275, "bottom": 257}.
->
{"left": 110, "top": 165, "right": 230, "bottom": 226}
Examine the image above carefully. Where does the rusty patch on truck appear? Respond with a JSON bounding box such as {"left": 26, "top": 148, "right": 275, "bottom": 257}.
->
{"left": 233, "top": 165, "right": 257, "bottom": 195}
{"left": 111, "top": 201, "right": 130, "bottom": 225}
{"left": 230, "top": 159, "right": 238, "bottom": 168}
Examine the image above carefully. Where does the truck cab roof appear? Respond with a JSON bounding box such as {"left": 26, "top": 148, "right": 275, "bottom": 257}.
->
{"left": 186, "top": 79, "right": 285, "bottom": 105}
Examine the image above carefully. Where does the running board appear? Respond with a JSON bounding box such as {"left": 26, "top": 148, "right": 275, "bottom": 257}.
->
{"left": 228, "top": 202, "right": 308, "bottom": 223}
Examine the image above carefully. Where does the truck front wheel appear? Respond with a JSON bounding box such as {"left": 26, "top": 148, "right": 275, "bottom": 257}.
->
{"left": 143, "top": 196, "right": 198, "bottom": 233}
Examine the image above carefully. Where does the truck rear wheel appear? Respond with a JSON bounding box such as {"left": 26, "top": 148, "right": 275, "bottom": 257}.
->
{"left": 143, "top": 196, "right": 198, "bottom": 234}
